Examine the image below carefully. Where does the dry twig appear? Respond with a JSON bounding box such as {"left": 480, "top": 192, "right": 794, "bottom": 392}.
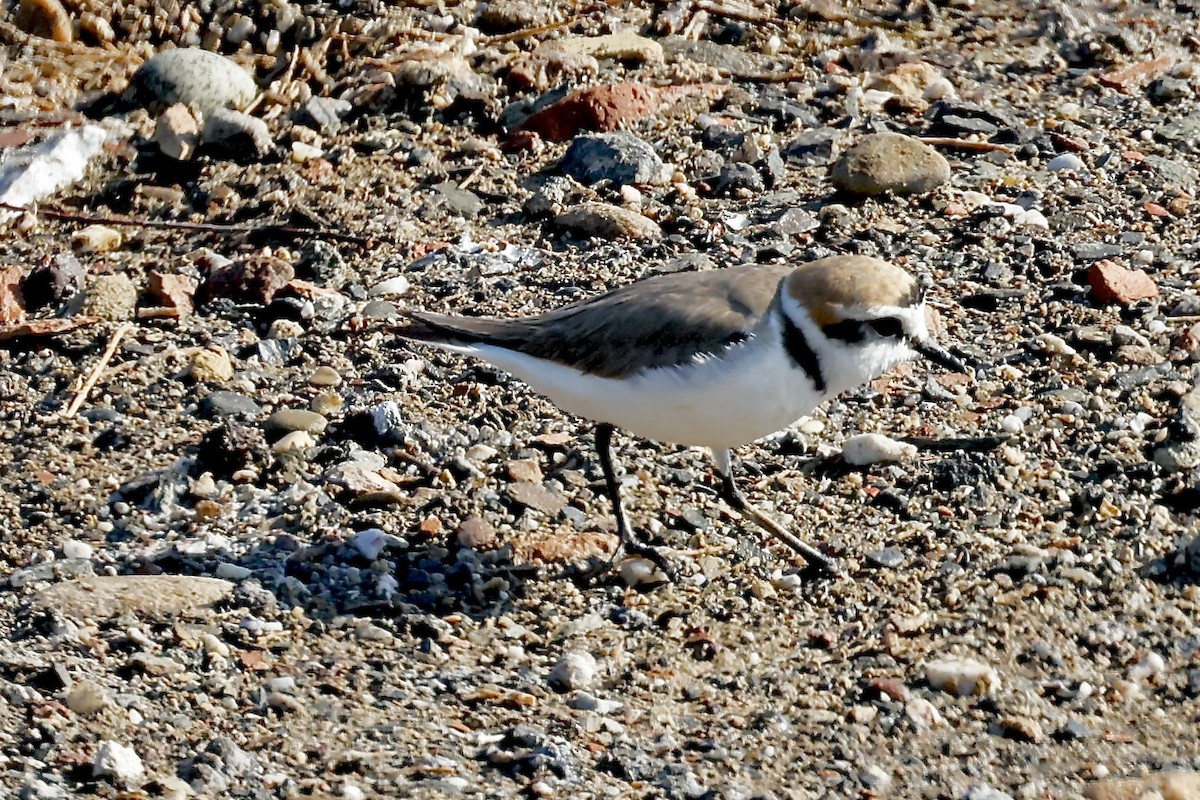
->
{"left": 65, "top": 322, "right": 132, "bottom": 416}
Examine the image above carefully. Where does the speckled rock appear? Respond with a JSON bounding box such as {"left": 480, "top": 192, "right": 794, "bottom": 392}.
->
{"left": 80, "top": 274, "right": 137, "bottom": 320}
{"left": 32, "top": 576, "right": 233, "bottom": 620}
{"left": 125, "top": 48, "right": 257, "bottom": 113}
{"left": 830, "top": 133, "right": 951, "bottom": 195}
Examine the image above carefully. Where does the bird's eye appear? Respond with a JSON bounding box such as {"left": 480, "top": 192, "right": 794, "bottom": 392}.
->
{"left": 868, "top": 317, "right": 905, "bottom": 338}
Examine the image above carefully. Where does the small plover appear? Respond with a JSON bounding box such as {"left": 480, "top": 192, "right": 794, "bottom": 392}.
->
{"left": 396, "top": 255, "right": 966, "bottom": 576}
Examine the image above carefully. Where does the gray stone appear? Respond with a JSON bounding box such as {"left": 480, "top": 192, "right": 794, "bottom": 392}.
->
{"left": 432, "top": 181, "right": 484, "bottom": 217}
{"left": 1070, "top": 242, "right": 1122, "bottom": 262}
{"left": 294, "top": 96, "right": 352, "bottom": 134}
{"left": 201, "top": 109, "right": 272, "bottom": 160}
{"left": 831, "top": 133, "right": 951, "bottom": 195}
{"left": 200, "top": 391, "right": 262, "bottom": 420}
{"left": 125, "top": 48, "right": 257, "bottom": 114}
{"left": 1158, "top": 111, "right": 1200, "bottom": 142}
{"left": 265, "top": 409, "right": 328, "bottom": 436}
{"left": 561, "top": 132, "right": 665, "bottom": 186}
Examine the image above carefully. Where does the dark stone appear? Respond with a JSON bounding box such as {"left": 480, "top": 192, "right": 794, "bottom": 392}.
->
{"left": 22, "top": 253, "right": 85, "bottom": 310}
{"left": 782, "top": 128, "right": 838, "bottom": 166}
{"left": 200, "top": 391, "right": 262, "bottom": 420}
{"left": 195, "top": 421, "right": 269, "bottom": 479}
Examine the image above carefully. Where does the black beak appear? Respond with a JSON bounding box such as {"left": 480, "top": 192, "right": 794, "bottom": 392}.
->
{"left": 913, "top": 338, "right": 969, "bottom": 373}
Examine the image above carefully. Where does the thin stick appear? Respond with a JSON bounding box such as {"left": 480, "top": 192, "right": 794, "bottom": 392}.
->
{"left": 0, "top": 202, "right": 373, "bottom": 247}
{"left": 65, "top": 322, "right": 132, "bottom": 416}
{"left": 919, "top": 137, "right": 1014, "bottom": 154}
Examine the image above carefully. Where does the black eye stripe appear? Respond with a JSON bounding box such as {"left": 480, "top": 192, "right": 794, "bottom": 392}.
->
{"left": 869, "top": 317, "right": 905, "bottom": 338}
{"left": 821, "top": 319, "right": 865, "bottom": 343}
{"left": 821, "top": 317, "right": 906, "bottom": 342}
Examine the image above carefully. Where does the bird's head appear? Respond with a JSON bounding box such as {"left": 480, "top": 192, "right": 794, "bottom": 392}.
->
{"left": 781, "top": 256, "right": 967, "bottom": 390}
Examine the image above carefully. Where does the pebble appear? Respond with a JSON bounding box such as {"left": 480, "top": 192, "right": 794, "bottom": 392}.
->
{"left": 202, "top": 109, "right": 273, "bottom": 160}
{"left": 310, "top": 391, "right": 342, "bottom": 416}
{"left": 1047, "top": 153, "right": 1085, "bottom": 172}
{"left": 200, "top": 390, "right": 262, "bottom": 419}
{"left": 214, "top": 562, "right": 252, "bottom": 580}
{"left": 61, "top": 539, "right": 93, "bottom": 559}
{"left": 70, "top": 224, "right": 121, "bottom": 254}
{"left": 1088, "top": 260, "right": 1158, "bottom": 304}
{"left": 830, "top": 133, "right": 951, "bottom": 195}
{"left": 962, "top": 785, "right": 1014, "bottom": 800}
{"left": 295, "top": 96, "right": 353, "bottom": 134}
{"left": 65, "top": 680, "right": 110, "bottom": 715}
{"left": 189, "top": 347, "right": 235, "bottom": 383}
{"left": 154, "top": 103, "right": 200, "bottom": 160}
{"left": 368, "top": 276, "right": 410, "bottom": 297}
{"left": 22, "top": 252, "right": 85, "bottom": 309}
{"left": 92, "top": 741, "right": 145, "bottom": 787}
{"left": 198, "top": 254, "right": 294, "bottom": 306}
{"left": 560, "top": 132, "right": 667, "bottom": 186}
{"left": 272, "top": 430, "right": 315, "bottom": 455}
{"left": 555, "top": 202, "right": 663, "bottom": 240}
{"left": 81, "top": 274, "right": 137, "bottom": 321}
{"left": 926, "top": 658, "right": 1000, "bottom": 696}
{"left": 549, "top": 651, "right": 597, "bottom": 691}
{"left": 350, "top": 528, "right": 392, "bottom": 560}
{"left": 265, "top": 409, "right": 328, "bottom": 436}
{"left": 308, "top": 365, "right": 342, "bottom": 386}
{"left": 126, "top": 48, "right": 257, "bottom": 113}
{"left": 1000, "top": 414, "right": 1024, "bottom": 434}
{"left": 841, "top": 433, "right": 917, "bottom": 465}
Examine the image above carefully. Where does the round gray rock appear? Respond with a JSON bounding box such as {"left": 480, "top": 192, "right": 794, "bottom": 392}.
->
{"left": 126, "top": 48, "right": 257, "bottom": 114}
{"left": 830, "top": 133, "right": 951, "bottom": 195}
{"left": 561, "top": 132, "right": 666, "bottom": 186}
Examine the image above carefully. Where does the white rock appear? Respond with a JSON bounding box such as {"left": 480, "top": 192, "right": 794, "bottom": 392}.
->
{"left": 368, "top": 276, "right": 411, "bottom": 297}
{"left": 272, "top": 430, "right": 316, "bottom": 455}
{"left": 351, "top": 528, "right": 391, "bottom": 560}
{"left": 926, "top": 658, "right": 1000, "bottom": 696}
{"left": 62, "top": 540, "right": 94, "bottom": 559}
{"left": 0, "top": 126, "right": 108, "bottom": 224}
{"left": 549, "top": 651, "right": 597, "bottom": 691}
{"left": 342, "top": 786, "right": 366, "bottom": 800}
{"left": 92, "top": 741, "right": 145, "bottom": 787}
{"left": 841, "top": 433, "right": 917, "bottom": 465}
{"left": 214, "top": 562, "right": 251, "bottom": 580}
{"left": 370, "top": 401, "right": 403, "bottom": 436}
{"left": 1036, "top": 333, "right": 1076, "bottom": 356}
{"left": 618, "top": 556, "right": 664, "bottom": 587}
{"left": 1128, "top": 651, "right": 1166, "bottom": 683}
{"left": 1000, "top": 414, "right": 1024, "bottom": 434}
{"left": 1047, "top": 153, "right": 1085, "bottom": 172}
{"left": 199, "top": 632, "right": 229, "bottom": 656}
{"left": 70, "top": 224, "right": 122, "bottom": 253}
{"left": 904, "top": 697, "right": 945, "bottom": 729}
{"left": 290, "top": 141, "right": 324, "bottom": 162}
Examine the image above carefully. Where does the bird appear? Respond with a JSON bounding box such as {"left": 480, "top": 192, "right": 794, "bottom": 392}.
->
{"left": 394, "top": 254, "right": 967, "bottom": 577}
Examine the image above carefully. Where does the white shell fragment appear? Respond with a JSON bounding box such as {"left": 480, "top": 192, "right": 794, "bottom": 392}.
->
{"left": 841, "top": 433, "right": 918, "bottom": 465}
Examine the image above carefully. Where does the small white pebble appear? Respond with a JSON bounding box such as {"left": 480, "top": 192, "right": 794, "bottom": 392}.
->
{"left": 550, "top": 651, "right": 597, "bottom": 691}
{"left": 1047, "top": 153, "right": 1085, "bottom": 172}
{"left": 199, "top": 633, "right": 229, "bottom": 657}
{"left": 290, "top": 141, "right": 324, "bottom": 162}
{"left": 351, "top": 528, "right": 391, "bottom": 560}
{"left": 841, "top": 433, "right": 917, "bottom": 465}
{"left": 62, "top": 540, "right": 94, "bottom": 560}
{"left": 1001, "top": 414, "right": 1024, "bottom": 434}
{"left": 214, "top": 562, "right": 251, "bottom": 580}
{"left": 368, "top": 276, "right": 410, "bottom": 297}
{"left": 926, "top": 658, "right": 1000, "bottom": 696}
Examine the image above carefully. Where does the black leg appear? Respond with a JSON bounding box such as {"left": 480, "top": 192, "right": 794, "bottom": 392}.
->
{"left": 714, "top": 448, "right": 841, "bottom": 576}
{"left": 595, "top": 424, "right": 676, "bottom": 580}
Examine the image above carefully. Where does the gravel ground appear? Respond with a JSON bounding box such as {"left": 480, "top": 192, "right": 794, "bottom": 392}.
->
{"left": 4, "top": 0, "right": 1200, "bottom": 797}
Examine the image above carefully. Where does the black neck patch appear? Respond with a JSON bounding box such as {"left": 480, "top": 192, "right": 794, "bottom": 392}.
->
{"left": 782, "top": 315, "right": 826, "bottom": 392}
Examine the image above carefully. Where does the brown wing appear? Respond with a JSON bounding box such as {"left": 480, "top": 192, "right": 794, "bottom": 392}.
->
{"left": 397, "top": 264, "right": 790, "bottom": 379}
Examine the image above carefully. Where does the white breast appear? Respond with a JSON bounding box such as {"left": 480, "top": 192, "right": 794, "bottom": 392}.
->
{"left": 457, "top": 319, "right": 828, "bottom": 449}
